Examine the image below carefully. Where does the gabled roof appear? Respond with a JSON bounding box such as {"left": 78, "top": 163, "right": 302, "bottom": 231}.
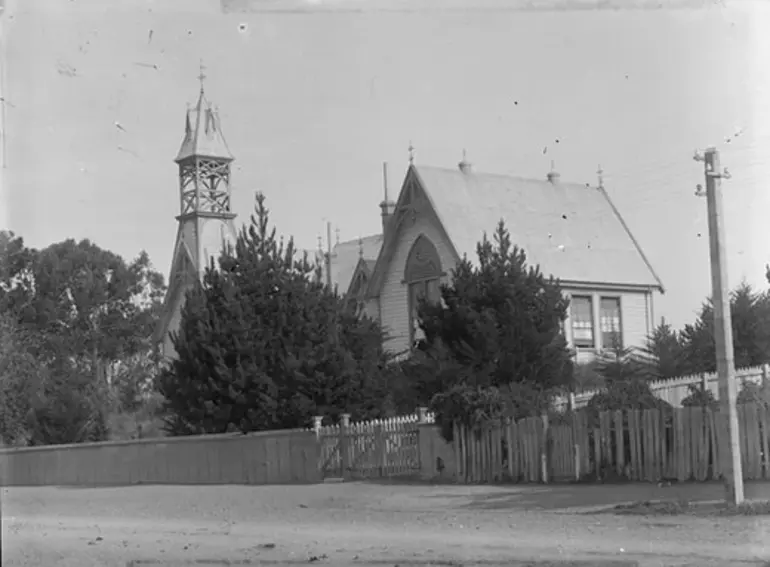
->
{"left": 412, "top": 165, "right": 663, "bottom": 290}
{"left": 175, "top": 89, "right": 234, "bottom": 163}
{"left": 323, "top": 234, "right": 383, "bottom": 294}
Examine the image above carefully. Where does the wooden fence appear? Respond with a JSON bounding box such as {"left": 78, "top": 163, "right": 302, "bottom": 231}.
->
{"left": 453, "top": 403, "right": 770, "bottom": 484}
{"left": 0, "top": 428, "right": 321, "bottom": 487}
{"left": 314, "top": 410, "right": 434, "bottom": 480}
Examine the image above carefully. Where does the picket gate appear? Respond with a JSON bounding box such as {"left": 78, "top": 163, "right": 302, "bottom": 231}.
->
{"left": 315, "top": 412, "right": 432, "bottom": 480}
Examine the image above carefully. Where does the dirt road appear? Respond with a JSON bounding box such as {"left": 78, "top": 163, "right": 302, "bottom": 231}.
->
{"left": 2, "top": 481, "right": 769, "bottom": 566}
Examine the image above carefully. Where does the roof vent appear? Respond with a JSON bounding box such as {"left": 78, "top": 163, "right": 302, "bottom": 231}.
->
{"left": 458, "top": 149, "right": 473, "bottom": 174}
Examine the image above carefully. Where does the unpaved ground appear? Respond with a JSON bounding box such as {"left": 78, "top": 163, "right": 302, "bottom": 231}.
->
{"left": 2, "top": 480, "right": 770, "bottom": 566}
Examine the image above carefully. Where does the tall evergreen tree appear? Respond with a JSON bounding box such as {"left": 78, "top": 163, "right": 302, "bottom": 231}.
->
{"left": 643, "top": 320, "right": 688, "bottom": 379}
{"left": 158, "top": 193, "right": 398, "bottom": 435}
{"left": 414, "top": 221, "right": 574, "bottom": 437}
{"left": 680, "top": 282, "right": 770, "bottom": 374}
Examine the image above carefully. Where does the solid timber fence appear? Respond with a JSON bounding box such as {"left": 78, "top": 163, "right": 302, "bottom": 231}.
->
{"left": 453, "top": 403, "right": 770, "bottom": 484}
{"left": 0, "top": 410, "right": 437, "bottom": 487}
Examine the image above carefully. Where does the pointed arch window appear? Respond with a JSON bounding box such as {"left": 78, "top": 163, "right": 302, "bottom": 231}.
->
{"left": 405, "top": 235, "right": 442, "bottom": 349}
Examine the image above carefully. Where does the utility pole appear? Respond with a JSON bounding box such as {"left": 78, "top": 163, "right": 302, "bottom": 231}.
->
{"left": 326, "top": 221, "right": 333, "bottom": 289}
{"left": 694, "top": 146, "right": 744, "bottom": 505}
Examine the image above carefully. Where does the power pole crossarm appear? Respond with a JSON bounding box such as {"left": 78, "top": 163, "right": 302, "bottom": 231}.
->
{"left": 697, "top": 146, "right": 744, "bottom": 506}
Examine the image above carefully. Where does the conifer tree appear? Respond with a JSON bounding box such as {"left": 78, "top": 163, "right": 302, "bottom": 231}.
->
{"left": 159, "top": 193, "right": 397, "bottom": 435}
{"left": 415, "top": 220, "right": 574, "bottom": 438}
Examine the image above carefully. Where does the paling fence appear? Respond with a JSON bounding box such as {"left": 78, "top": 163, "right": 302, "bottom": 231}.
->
{"left": 553, "top": 364, "right": 769, "bottom": 411}
{"left": 453, "top": 403, "right": 770, "bottom": 484}
{"left": 314, "top": 410, "right": 435, "bottom": 479}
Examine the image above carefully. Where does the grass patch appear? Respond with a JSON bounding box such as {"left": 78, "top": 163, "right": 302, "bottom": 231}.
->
{"left": 609, "top": 498, "right": 770, "bottom": 517}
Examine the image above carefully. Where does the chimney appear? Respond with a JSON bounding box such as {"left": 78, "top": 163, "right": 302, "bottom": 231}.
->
{"left": 547, "top": 161, "right": 560, "bottom": 184}
{"left": 458, "top": 149, "right": 473, "bottom": 174}
{"left": 379, "top": 162, "right": 396, "bottom": 237}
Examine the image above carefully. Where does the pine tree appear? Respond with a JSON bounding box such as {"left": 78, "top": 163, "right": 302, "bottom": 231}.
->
{"left": 416, "top": 220, "right": 574, "bottom": 438}
{"left": 679, "top": 282, "right": 770, "bottom": 374}
{"left": 158, "top": 193, "right": 397, "bottom": 435}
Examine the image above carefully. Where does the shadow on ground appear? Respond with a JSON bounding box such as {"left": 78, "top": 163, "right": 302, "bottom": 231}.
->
{"left": 415, "top": 480, "right": 770, "bottom": 511}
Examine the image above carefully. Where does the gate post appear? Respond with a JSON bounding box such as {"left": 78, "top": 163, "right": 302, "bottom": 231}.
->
{"left": 340, "top": 413, "right": 351, "bottom": 481}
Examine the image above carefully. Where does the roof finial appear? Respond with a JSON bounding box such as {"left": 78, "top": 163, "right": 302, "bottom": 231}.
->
{"left": 358, "top": 236, "right": 364, "bottom": 258}
{"left": 458, "top": 148, "right": 473, "bottom": 174}
{"left": 317, "top": 234, "right": 323, "bottom": 252}
{"left": 597, "top": 164, "right": 604, "bottom": 188}
{"left": 408, "top": 141, "right": 415, "bottom": 165}
{"left": 198, "top": 59, "right": 207, "bottom": 94}
{"left": 335, "top": 227, "right": 340, "bottom": 246}
{"left": 547, "top": 160, "right": 560, "bottom": 183}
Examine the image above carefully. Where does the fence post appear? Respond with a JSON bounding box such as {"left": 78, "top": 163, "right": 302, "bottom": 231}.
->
{"left": 417, "top": 407, "right": 428, "bottom": 424}
{"left": 568, "top": 392, "right": 576, "bottom": 412}
{"left": 762, "top": 364, "right": 770, "bottom": 394}
{"left": 572, "top": 412, "right": 581, "bottom": 481}
{"left": 313, "top": 416, "right": 323, "bottom": 437}
{"left": 340, "top": 413, "right": 351, "bottom": 480}
{"left": 540, "top": 414, "right": 550, "bottom": 484}
{"left": 701, "top": 373, "right": 708, "bottom": 393}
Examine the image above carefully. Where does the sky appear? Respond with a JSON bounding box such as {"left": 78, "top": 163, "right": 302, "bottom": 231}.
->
{"left": 2, "top": 0, "right": 769, "bottom": 331}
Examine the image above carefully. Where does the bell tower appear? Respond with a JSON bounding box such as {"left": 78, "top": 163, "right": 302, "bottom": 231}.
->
{"left": 155, "top": 65, "right": 238, "bottom": 360}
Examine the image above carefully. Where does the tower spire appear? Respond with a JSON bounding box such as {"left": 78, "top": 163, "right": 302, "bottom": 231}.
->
{"left": 408, "top": 141, "right": 415, "bottom": 165}
{"left": 597, "top": 164, "right": 604, "bottom": 188}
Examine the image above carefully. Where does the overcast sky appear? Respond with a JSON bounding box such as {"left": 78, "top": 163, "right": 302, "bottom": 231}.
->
{"left": 3, "top": 0, "right": 769, "bottom": 331}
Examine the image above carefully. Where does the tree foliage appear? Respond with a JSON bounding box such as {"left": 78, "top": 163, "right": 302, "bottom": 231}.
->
{"left": 0, "top": 230, "right": 165, "bottom": 445}
{"left": 679, "top": 282, "right": 770, "bottom": 374}
{"left": 680, "top": 383, "right": 719, "bottom": 411}
{"left": 158, "top": 193, "right": 399, "bottom": 435}
{"left": 644, "top": 320, "right": 688, "bottom": 379}
{"left": 410, "top": 220, "right": 573, "bottom": 440}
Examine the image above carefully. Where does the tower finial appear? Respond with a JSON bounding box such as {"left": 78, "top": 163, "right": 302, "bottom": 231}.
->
{"left": 335, "top": 227, "right": 340, "bottom": 246}
{"left": 358, "top": 236, "right": 364, "bottom": 258}
{"left": 198, "top": 59, "right": 207, "bottom": 94}
{"left": 597, "top": 164, "right": 604, "bottom": 188}
{"left": 408, "top": 141, "right": 415, "bottom": 165}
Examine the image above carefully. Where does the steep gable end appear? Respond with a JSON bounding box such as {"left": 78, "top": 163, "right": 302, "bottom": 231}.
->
{"left": 365, "top": 166, "right": 460, "bottom": 299}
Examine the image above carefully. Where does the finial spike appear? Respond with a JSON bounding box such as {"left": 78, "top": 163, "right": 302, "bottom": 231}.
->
{"left": 358, "top": 236, "right": 364, "bottom": 258}
{"left": 198, "top": 59, "right": 207, "bottom": 93}
{"left": 408, "top": 141, "right": 415, "bottom": 165}
{"left": 335, "top": 227, "right": 340, "bottom": 246}
{"left": 597, "top": 164, "right": 604, "bottom": 188}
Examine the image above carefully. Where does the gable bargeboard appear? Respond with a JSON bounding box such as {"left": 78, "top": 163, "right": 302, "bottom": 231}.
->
{"left": 367, "top": 164, "right": 660, "bottom": 358}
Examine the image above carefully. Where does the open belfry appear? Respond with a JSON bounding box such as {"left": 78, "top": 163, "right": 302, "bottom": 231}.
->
{"left": 155, "top": 67, "right": 238, "bottom": 360}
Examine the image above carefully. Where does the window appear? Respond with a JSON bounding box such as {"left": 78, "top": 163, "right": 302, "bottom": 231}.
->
{"left": 600, "top": 297, "right": 622, "bottom": 349}
{"left": 570, "top": 296, "right": 594, "bottom": 348}
{"left": 405, "top": 235, "right": 442, "bottom": 349}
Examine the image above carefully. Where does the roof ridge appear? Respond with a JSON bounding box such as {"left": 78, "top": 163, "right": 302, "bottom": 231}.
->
{"left": 414, "top": 164, "right": 593, "bottom": 189}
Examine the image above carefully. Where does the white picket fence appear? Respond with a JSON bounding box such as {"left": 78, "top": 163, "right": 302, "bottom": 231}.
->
{"left": 313, "top": 410, "right": 436, "bottom": 479}
{"left": 554, "top": 364, "right": 770, "bottom": 411}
